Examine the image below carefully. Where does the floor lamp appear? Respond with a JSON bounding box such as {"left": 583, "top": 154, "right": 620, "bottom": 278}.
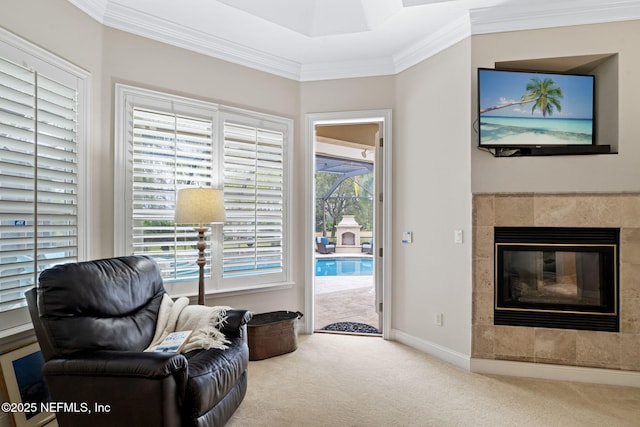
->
{"left": 174, "top": 187, "right": 226, "bottom": 305}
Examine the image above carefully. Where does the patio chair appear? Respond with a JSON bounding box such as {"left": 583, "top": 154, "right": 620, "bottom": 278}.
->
{"left": 362, "top": 238, "right": 374, "bottom": 255}
{"left": 316, "top": 236, "right": 336, "bottom": 254}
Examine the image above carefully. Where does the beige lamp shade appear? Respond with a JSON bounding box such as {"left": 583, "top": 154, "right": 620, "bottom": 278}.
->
{"left": 174, "top": 187, "right": 226, "bottom": 226}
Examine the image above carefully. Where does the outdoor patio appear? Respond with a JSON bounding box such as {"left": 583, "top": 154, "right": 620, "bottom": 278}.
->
{"left": 313, "top": 149, "right": 378, "bottom": 333}
{"left": 313, "top": 271, "right": 379, "bottom": 333}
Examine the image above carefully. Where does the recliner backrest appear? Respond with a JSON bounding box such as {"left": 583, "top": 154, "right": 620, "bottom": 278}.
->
{"left": 34, "top": 256, "right": 166, "bottom": 358}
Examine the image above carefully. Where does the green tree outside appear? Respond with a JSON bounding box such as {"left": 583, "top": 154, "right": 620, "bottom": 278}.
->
{"left": 315, "top": 171, "right": 373, "bottom": 239}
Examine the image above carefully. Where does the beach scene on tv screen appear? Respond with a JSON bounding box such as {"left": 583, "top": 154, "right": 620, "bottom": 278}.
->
{"left": 479, "top": 69, "right": 594, "bottom": 146}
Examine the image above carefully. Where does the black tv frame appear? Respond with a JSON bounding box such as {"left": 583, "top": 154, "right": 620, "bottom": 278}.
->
{"left": 477, "top": 67, "right": 597, "bottom": 151}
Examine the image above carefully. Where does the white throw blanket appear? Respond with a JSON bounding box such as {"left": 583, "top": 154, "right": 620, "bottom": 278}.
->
{"left": 145, "top": 294, "right": 231, "bottom": 353}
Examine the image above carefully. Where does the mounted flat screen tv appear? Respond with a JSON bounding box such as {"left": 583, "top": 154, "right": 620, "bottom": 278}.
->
{"left": 478, "top": 68, "right": 595, "bottom": 148}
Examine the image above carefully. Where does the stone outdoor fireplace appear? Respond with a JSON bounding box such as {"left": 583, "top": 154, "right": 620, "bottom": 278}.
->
{"left": 336, "top": 215, "right": 361, "bottom": 253}
{"left": 473, "top": 193, "right": 640, "bottom": 372}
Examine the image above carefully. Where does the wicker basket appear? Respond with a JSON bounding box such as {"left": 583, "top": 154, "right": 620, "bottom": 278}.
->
{"left": 247, "top": 311, "right": 303, "bottom": 360}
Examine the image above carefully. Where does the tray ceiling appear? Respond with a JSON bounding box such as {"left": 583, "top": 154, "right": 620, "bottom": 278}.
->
{"left": 67, "top": 0, "right": 640, "bottom": 81}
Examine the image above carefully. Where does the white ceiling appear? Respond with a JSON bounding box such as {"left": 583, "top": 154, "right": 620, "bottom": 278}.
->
{"left": 67, "top": 0, "right": 640, "bottom": 81}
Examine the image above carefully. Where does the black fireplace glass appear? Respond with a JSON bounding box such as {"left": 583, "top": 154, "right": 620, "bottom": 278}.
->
{"left": 499, "top": 247, "right": 613, "bottom": 311}
{"left": 494, "top": 227, "right": 619, "bottom": 331}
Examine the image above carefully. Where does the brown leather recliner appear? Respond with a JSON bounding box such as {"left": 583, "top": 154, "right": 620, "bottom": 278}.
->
{"left": 26, "top": 255, "right": 251, "bottom": 427}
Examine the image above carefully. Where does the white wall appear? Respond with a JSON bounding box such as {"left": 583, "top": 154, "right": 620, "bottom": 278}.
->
{"left": 471, "top": 20, "right": 640, "bottom": 193}
{"left": 393, "top": 39, "right": 473, "bottom": 357}
{"left": 300, "top": 77, "right": 396, "bottom": 113}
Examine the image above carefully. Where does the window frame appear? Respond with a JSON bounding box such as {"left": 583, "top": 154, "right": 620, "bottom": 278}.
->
{"left": 219, "top": 106, "right": 292, "bottom": 288}
{"left": 114, "top": 84, "right": 293, "bottom": 298}
{"left": 0, "top": 27, "right": 90, "bottom": 336}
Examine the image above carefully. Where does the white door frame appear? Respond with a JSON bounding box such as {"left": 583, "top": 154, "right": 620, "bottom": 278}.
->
{"left": 304, "top": 109, "right": 392, "bottom": 339}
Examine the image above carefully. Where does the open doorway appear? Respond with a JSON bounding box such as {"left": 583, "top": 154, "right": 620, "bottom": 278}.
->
{"left": 304, "top": 110, "right": 392, "bottom": 339}
{"left": 314, "top": 124, "right": 379, "bottom": 334}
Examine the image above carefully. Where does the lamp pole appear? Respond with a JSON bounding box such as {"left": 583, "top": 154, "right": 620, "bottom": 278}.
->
{"left": 195, "top": 226, "right": 208, "bottom": 305}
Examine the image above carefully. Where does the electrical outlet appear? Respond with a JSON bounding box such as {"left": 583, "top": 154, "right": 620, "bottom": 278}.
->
{"left": 435, "top": 313, "right": 443, "bottom": 326}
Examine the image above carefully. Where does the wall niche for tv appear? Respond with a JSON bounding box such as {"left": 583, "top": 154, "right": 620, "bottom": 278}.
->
{"left": 481, "top": 53, "right": 618, "bottom": 157}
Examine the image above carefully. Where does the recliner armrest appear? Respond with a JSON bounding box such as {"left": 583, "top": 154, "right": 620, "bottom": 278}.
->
{"left": 44, "top": 350, "right": 188, "bottom": 379}
{"left": 221, "top": 309, "right": 252, "bottom": 338}
{"left": 42, "top": 351, "right": 190, "bottom": 426}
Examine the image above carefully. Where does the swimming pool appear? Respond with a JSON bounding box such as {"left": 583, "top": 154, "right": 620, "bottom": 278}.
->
{"left": 315, "top": 257, "right": 373, "bottom": 277}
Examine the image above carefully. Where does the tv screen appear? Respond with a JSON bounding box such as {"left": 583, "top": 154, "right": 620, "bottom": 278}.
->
{"left": 478, "top": 68, "right": 595, "bottom": 147}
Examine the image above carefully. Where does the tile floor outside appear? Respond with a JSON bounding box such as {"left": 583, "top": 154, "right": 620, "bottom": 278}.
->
{"left": 313, "top": 273, "right": 380, "bottom": 332}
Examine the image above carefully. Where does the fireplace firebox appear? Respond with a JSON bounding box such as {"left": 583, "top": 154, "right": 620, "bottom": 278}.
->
{"left": 494, "top": 227, "right": 619, "bottom": 332}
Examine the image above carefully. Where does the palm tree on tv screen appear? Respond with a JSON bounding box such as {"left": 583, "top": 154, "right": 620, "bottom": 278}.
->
{"left": 480, "top": 77, "right": 564, "bottom": 116}
{"left": 522, "top": 77, "right": 564, "bottom": 117}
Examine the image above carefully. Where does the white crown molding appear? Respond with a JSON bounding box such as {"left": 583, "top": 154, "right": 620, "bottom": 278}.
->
{"left": 66, "top": 0, "right": 109, "bottom": 23}
{"left": 299, "top": 57, "right": 397, "bottom": 82}
{"left": 67, "top": 0, "right": 640, "bottom": 81}
{"left": 470, "top": 0, "right": 640, "bottom": 35}
{"left": 101, "top": 2, "right": 302, "bottom": 80}
{"left": 393, "top": 14, "right": 471, "bottom": 74}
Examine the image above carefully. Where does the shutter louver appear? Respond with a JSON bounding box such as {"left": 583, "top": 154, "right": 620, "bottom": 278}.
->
{"left": 0, "top": 58, "right": 78, "bottom": 312}
{"left": 223, "top": 122, "right": 284, "bottom": 277}
{"left": 119, "top": 86, "right": 290, "bottom": 291}
{"left": 131, "top": 108, "right": 213, "bottom": 280}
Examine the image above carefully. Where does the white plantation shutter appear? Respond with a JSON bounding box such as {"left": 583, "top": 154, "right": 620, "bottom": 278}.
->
{"left": 116, "top": 85, "right": 291, "bottom": 293}
{"left": 131, "top": 108, "right": 214, "bottom": 280}
{"left": 0, "top": 57, "right": 78, "bottom": 313}
{"left": 223, "top": 122, "right": 284, "bottom": 277}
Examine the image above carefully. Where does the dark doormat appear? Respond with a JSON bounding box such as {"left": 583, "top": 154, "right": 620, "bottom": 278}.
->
{"left": 319, "top": 322, "right": 380, "bottom": 335}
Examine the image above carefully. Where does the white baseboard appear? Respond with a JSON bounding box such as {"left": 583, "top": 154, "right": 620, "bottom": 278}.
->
{"left": 391, "top": 329, "right": 471, "bottom": 370}
{"left": 391, "top": 329, "right": 640, "bottom": 388}
{"left": 470, "top": 358, "right": 640, "bottom": 388}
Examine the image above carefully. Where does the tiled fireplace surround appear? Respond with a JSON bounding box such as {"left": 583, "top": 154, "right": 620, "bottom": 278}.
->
{"left": 473, "top": 193, "right": 640, "bottom": 372}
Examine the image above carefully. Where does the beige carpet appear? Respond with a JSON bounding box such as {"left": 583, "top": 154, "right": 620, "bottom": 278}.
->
{"left": 227, "top": 333, "right": 640, "bottom": 427}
